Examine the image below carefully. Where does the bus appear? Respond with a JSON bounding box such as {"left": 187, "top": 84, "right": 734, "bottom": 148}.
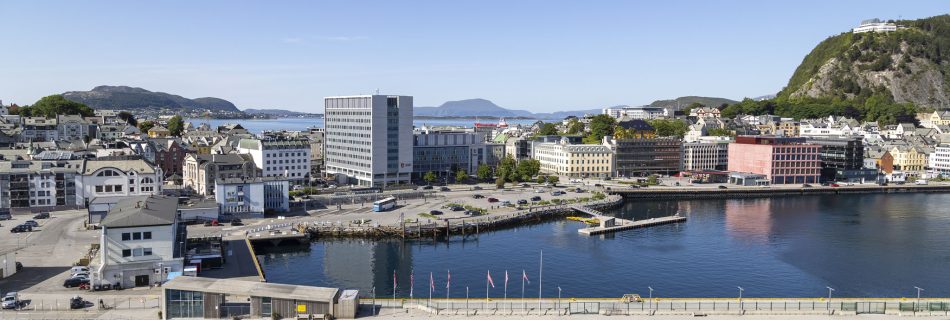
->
{"left": 372, "top": 197, "right": 397, "bottom": 212}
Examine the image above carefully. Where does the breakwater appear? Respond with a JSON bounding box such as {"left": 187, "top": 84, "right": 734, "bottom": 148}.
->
{"left": 611, "top": 184, "right": 950, "bottom": 200}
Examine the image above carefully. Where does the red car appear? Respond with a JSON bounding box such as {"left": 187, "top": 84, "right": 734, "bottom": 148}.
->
{"left": 487, "top": 197, "right": 499, "bottom": 203}
{"left": 831, "top": 183, "right": 840, "bottom": 187}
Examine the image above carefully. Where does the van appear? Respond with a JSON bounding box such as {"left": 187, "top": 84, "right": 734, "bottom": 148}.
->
{"left": 915, "top": 179, "right": 928, "bottom": 185}
{"left": 70, "top": 266, "right": 89, "bottom": 274}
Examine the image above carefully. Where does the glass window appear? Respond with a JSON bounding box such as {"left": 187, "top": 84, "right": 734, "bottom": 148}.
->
{"left": 144, "top": 232, "right": 152, "bottom": 240}
{"left": 122, "top": 249, "right": 131, "bottom": 257}
{"left": 121, "top": 233, "right": 131, "bottom": 241}
{"left": 261, "top": 297, "right": 272, "bottom": 316}
{"left": 133, "top": 232, "right": 142, "bottom": 240}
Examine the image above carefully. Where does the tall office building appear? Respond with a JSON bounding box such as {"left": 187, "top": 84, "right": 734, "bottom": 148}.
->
{"left": 324, "top": 95, "right": 413, "bottom": 187}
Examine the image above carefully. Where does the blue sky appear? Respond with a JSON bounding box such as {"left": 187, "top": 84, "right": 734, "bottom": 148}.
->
{"left": 0, "top": 1, "right": 945, "bottom": 113}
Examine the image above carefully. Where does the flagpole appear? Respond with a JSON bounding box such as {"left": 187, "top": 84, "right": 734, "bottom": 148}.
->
{"left": 428, "top": 272, "right": 433, "bottom": 308}
{"left": 486, "top": 270, "right": 490, "bottom": 302}
{"left": 393, "top": 270, "right": 397, "bottom": 301}
{"left": 538, "top": 250, "right": 543, "bottom": 314}
{"left": 522, "top": 270, "right": 526, "bottom": 311}
{"left": 504, "top": 270, "right": 509, "bottom": 313}
{"left": 446, "top": 270, "right": 451, "bottom": 300}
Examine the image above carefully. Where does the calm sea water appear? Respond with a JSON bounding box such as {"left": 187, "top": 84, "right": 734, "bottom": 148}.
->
{"left": 258, "top": 194, "right": 950, "bottom": 298}
{"left": 186, "top": 118, "right": 547, "bottom": 134}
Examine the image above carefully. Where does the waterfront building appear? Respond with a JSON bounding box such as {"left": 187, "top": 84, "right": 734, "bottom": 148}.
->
{"left": 76, "top": 158, "right": 163, "bottom": 220}
{"left": 0, "top": 159, "right": 82, "bottom": 212}
{"left": 683, "top": 139, "right": 730, "bottom": 171}
{"left": 533, "top": 137, "right": 613, "bottom": 178}
{"left": 889, "top": 145, "right": 928, "bottom": 175}
{"left": 852, "top": 18, "right": 897, "bottom": 33}
{"left": 323, "top": 95, "right": 413, "bottom": 187}
{"left": 182, "top": 153, "right": 258, "bottom": 196}
{"left": 929, "top": 144, "right": 950, "bottom": 177}
{"left": 727, "top": 136, "right": 821, "bottom": 184}
{"left": 412, "top": 129, "right": 486, "bottom": 180}
{"left": 866, "top": 148, "right": 894, "bottom": 175}
{"left": 237, "top": 138, "right": 311, "bottom": 185}
{"left": 20, "top": 117, "right": 58, "bottom": 142}
{"left": 94, "top": 195, "right": 185, "bottom": 289}
{"left": 609, "top": 136, "right": 682, "bottom": 177}
{"left": 214, "top": 177, "right": 289, "bottom": 216}
{"left": 807, "top": 136, "right": 879, "bottom": 182}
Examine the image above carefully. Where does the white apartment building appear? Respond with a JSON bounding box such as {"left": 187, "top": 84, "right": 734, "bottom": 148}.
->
{"left": 929, "top": 144, "right": 950, "bottom": 177}
{"left": 602, "top": 105, "right": 667, "bottom": 120}
{"left": 76, "top": 159, "right": 163, "bottom": 222}
{"left": 57, "top": 115, "right": 92, "bottom": 141}
{"left": 683, "top": 140, "right": 730, "bottom": 171}
{"left": 237, "top": 139, "right": 310, "bottom": 186}
{"left": 852, "top": 18, "right": 897, "bottom": 33}
{"left": 214, "top": 177, "right": 289, "bottom": 216}
{"left": 94, "top": 196, "right": 185, "bottom": 288}
{"left": 533, "top": 138, "right": 613, "bottom": 178}
{"left": 324, "top": 95, "right": 413, "bottom": 187}
{"left": 20, "top": 117, "right": 58, "bottom": 142}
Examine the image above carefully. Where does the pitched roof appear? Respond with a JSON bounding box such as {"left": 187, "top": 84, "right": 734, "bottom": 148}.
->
{"left": 100, "top": 196, "right": 178, "bottom": 228}
{"left": 82, "top": 158, "right": 157, "bottom": 175}
{"left": 616, "top": 119, "right": 655, "bottom": 131}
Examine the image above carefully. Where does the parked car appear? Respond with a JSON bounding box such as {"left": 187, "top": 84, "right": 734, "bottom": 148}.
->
{"left": 23, "top": 220, "right": 39, "bottom": 228}
{"left": 70, "top": 266, "right": 89, "bottom": 274}
{"left": 449, "top": 206, "right": 464, "bottom": 211}
{"left": 501, "top": 200, "right": 511, "bottom": 206}
{"left": 71, "top": 272, "right": 90, "bottom": 279}
{"left": 33, "top": 212, "right": 50, "bottom": 219}
{"left": 0, "top": 213, "right": 11, "bottom": 221}
{"left": 464, "top": 210, "right": 480, "bottom": 216}
{"left": 487, "top": 197, "right": 499, "bottom": 203}
{"left": 718, "top": 185, "right": 728, "bottom": 189}
{"left": 520, "top": 183, "right": 531, "bottom": 188}
{"left": 439, "top": 187, "right": 451, "bottom": 192}
{"left": 429, "top": 210, "right": 443, "bottom": 216}
{"left": 550, "top": 191, "right": 564, "bottom": 196}
{"left": 63, "top": 277, "right": 90, "bottom": 288}
{"left": 831, "top": 183, "right": 840, "bottom": 187}
{"left": 593, "top": 184, "right": 603, "bottom": 187}
{"left": 802, "top": 184, "right": 812, "bottom": 188}
{"left": 422, "top": 185, "right": 433, "bottom": 190}
{"left": 230, "top": 218, "right": 243, "bottom": 226}
{"left": 534, "top": 189, "right": 545, "bottom": 193}
{"left": 530, "top": 196, "right": 542, "bottom": 201}
{"left": 70, "top": 296, "right": 85, "bottom": 309}
{"left": 574, "top": 188, "right": 584, "bottom": 193}
{"left": 472, "top": 194, "right": 485, "bottom": 199}
{"left": 10, "top": 225, "right": 32, "bottom": 233}
{"left": 1, "top": 292, "right": 19, "bottom": 309}
{"left": 517, "top": 199, "right": 528, "bottom": 205}
{"left": 472, "top": 186, "right": 483, "bottom": 190}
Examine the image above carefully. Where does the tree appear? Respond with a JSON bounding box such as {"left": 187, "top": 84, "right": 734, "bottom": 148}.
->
{"left": 423, "top": 171, "right": 438, "bottom": 184}
{"left": 495, "top": 176, "right": 506, "bottom": 189}
{"left": 167, "top": 115, "right": 185, "bottom": 136}
{"left": 497, "top": 155, "right": 518, "bottom": 182}
{"left": 566, "top": 119, "right": 585, "bottom": 135}
{"left": 455, "top": 169, "right": 468, "bottom": 184}
{"left": 537, "top": 175, "right": 547, "bottom": 184}
{"left": 583, "top": 114, "right": 616, "bottom": 144}
{"left": 516, "top": 159, "right": 541, "bottom": 180}
{"left": 646, "top": 175, "right": 659, "bottom": 185}
{"left": 613, "top": 126, "right": 633, "bottom": 139}
{"left": 707, "top": 128, "right": 734, "bottom": 137}
{"left": 118, "top": 111, "right": 138, "bottom": 126}
{"left": 546, "top": 175, "right": 560, "bottom": 186}
{"left": 138, "top": 121, "right": 156, "bottom": 133}
{"left": 18, "top": 95, "right": 94, "bottom": 118}
{"left": 476, "top": 164, "right": 493, "bottom": 182}
{"left": 537, "top": 123, "right": 558, "bottom": 136}
{"left": 648, "top": 119, "right": 689, "bottom": 138}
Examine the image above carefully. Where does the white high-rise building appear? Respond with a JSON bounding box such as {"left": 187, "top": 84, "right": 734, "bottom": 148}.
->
{"left": 324, "top": 95, "right": 413, "bottom": 187}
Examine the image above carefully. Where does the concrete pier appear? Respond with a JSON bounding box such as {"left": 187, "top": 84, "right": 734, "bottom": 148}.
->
{"left": 570, "top": 204, "right": 686, "bottom": 235}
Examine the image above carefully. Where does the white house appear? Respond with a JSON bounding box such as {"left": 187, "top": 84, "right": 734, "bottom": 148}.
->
{"left": 76, "top": 158, "right": 163, "bottom": 224}
{"left": 93, "top": 196, "right": 185, "bottom": 288}
{"left": 852, "top": 18, "right": 897, "bottom": 33}
{"left": 214, "top": 177, "right": 289, "bottom": 216}
{"left": 237, "top": 139, "right": 310, "bottom": 186}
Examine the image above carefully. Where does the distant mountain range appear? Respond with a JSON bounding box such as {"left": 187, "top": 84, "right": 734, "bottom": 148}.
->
{"left": 414, "top": 97, "right": 739, "bottom": 119}
{"left": 243, "top": 108, "right": 322, "bottom": 117}
{"left": 62, "top": 86, "right": 241, "bottom": 112}
{"left": 646, "top": 96, "right": 738, "bottom": 111}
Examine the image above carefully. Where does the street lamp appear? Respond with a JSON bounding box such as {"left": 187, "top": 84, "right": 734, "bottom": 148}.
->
{"left": 914, "top": 286, "right": 924, "bottom": 312}
{"left": 557, "top": 286, "right": 562, "bottom": 316}
{"left": 737, "top": 286, "right": 744, "bottom": 310}
{"left": 648, "top": 286, "right": 654, "bottom": 310}
{"left": 826, "top": 286, "right": 835, "bottom": 311}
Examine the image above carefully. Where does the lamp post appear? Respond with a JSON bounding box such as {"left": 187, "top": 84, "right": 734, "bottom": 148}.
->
{"left": 557, "top": 286, "right": 562, "bottom": 316}
{"left": 826, "top": 286, "right": 835, "bottom": 311}
{"left": 737, "top": 286, "right": 744, "bottom": 311}
{"left": 648, "top": 286, "right": 654, "bottom": 311}
{"left": 914, "top": 286, "right": 924, "bottom": 312}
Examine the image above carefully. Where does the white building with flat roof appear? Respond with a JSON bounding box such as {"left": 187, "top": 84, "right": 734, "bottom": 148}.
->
{"left": 237, "top": 139, "right": 310, "bottom": 186}
{"left": 602, "top": 105, "right": 667, "bottom": 120}
{"left": 853, "top": 18, "right": 897, "bottom": 33}
{"left": 324, "top": 95, "right": 413, "bottom": 187}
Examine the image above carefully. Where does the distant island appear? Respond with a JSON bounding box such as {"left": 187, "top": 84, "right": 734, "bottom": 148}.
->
{"left": 243, "top": 108, "right": 323, "bottom": 119}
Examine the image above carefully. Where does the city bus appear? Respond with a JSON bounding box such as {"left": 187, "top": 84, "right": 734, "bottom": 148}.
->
{"left": 372, "top": 197, "right": 397, "bottom": 212}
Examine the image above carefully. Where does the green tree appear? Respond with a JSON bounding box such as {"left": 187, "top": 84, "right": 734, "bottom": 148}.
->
{"left": 138, "top": 120, "right": 156, "bottom": 133}
{"left": 566, "top": 119, "right": 585, "bottom": 135}
{"left": 646, "top": 175, "right": 659, "bottom": 185}
{"left": 495, "top": 176, "right": 506, "bottom": 189}
{"left": 167, "top": 115, "right": 185, "bottom": 136}
{"left": 476, "top": 164, "right": 493, "bottom": 181}
{"left": 612, "top": 126, "right": 633, "bottom": 139}
{"left": 516, "top": 159, "right": 541, "bottom": 180}
{"left": 537, "top": 123, "right": 558, "bottom": 136}
{"left": 19, "top": 95, "right": 94, "bottom": 118}
{"left": 118, "top": 111, "right": 138, "bottom": 126}
{"left": 583, "top": 114, "right": 616, "bottom": 144}
{"left": 648, "top": 119, "right": 689, "bottom": 138}
{"left": 707, "top": 128, "right": 734, "bottom": 137}
{"left": 455, "top": 169, "right": 468, "bottom": 184}
{"left": 537, "top": 175, "right": 547, "bottom": 184}
{"left": 497, "top": 155, "right": 518, "bottom": 182}
{"left": 546, "top": 175, "right": 560, "bottom": 186}
{"left": 423, "top": 171, "right": 438, "bottom": 184}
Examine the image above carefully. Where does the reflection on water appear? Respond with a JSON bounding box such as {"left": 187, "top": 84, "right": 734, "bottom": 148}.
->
{"left": 259, "top": 194, "right": 950, "bottom": 298}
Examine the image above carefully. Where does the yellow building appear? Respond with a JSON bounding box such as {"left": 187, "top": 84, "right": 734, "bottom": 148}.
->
{"left": 929, "top": 111, "right": 950, "bottom": 127}
{"left": 148, "top": 125, "right": 170, "bottom": 138}
{"left": 889, "top": 145, "right": 927, "bottom": 173}
{"left": 533, "top": 138, "right": 613, "bottom": 178}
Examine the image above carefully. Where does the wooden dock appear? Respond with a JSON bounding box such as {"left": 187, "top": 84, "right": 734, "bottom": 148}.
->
{"left": 577, "top": 215, "right": 686, "bottom": 235}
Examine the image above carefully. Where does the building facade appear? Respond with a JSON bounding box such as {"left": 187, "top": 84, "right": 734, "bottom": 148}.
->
{"left": 727, "top": 136, "right": 821, "bottom": 184}
{"left": 930, "top": 144, "right": 950, "bottom": 177}
{"left": 610, "top": 137, "right": 682, "bottom": 177}
{"left": 183, "top": 153, "right": 258, "bottom": 196}
{"left": 237, "top": 139, "right": 311, "bottom": 185}
{"left": 683, "top": 141, "right": 729, "bottom": 171}
{"left": 323, "top": 95, "right": 413, "bottom": 187}
{"left": 214, "top": 177, "right": 289, "bottom": 216}
{"left": 412, "top": 130, "right": 486, "bottom": 179}
{"left": 0, "top": 159, "right": 82, "bottom": 211}
{"left": 533, "top": 138, "right": 613, "bottom": 178}
{"left": 807, "top": 136, "right": 878, "bottom": 182}
{"left": 75, "top": 158, "right": 163, "bottom": 209}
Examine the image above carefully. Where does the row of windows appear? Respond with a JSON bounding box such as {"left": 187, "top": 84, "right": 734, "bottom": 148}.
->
{"left": 95, "top": 185, "right": 124, "bottom": 193}
{"left": 121, "top": 231, "right": 153, "bottom": 241}
{"left": 121, "top": 247, "right": 153, "bottom": 257}
{"left": 265, "top": 158, "right": 306, "bottom": 165}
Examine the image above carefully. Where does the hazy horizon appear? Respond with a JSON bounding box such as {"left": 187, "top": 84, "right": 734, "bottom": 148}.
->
{"left": 0, "top": 1, "right": 945, "bottom": 113}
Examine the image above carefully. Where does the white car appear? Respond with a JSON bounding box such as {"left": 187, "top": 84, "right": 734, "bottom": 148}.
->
{"left": 70, "top": 266, "right": 89, "bottom": 274}
{"left": 1, "top": 292, "right": 19, "bottom": 309}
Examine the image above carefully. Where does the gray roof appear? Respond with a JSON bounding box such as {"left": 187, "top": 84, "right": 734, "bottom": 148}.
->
{"left": 163, "top": 276, "right": 339, "bottom": 302}
{"left": 82, "top": 158, "right": 157, "bottom": 175}
{"left": 100, "top": 196, "right": 178, "bottom": 228}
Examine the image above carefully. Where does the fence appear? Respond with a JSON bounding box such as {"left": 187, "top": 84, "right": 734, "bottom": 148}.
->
{"left": 361, "top": 298, "right": 950, "bottom": 316}
{"left": 13, "top": 296, "right": 160, "bottom": 312}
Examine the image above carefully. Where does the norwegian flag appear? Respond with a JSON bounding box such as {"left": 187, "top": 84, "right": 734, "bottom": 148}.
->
{"left": 505, "top": 270, "right": 509, "bottom": 286}
{"left": 487, "top": 270, "right": 496, "bottom": 288}
{"left": 522, "top": 270, "right": 530, "bottom": 284}
{"left": 429, "top": 272, "right": 435, "bottom": 291}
